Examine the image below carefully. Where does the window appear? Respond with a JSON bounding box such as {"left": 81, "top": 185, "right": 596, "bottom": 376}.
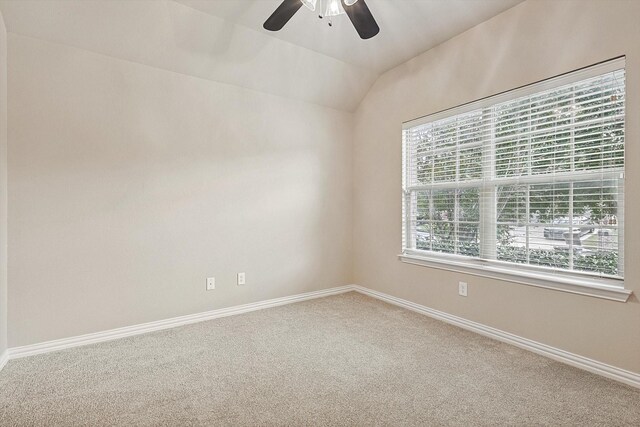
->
{"left": 402, "top": 59, "right": 626, "bottom": 294}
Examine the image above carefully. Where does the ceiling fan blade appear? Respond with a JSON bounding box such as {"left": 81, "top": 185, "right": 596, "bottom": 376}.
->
{"left": 263, "top": 0, "right": 304, "bottom": 32}
{"left": 341, "top": 0, "right": 379, "bottom": 39}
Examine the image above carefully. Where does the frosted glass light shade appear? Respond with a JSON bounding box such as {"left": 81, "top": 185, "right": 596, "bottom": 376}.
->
{"left": 344, "top": 0, "right": 359, "bottom": 5}
{"left": 301, "top": 0, "right": 317, "bottom": 11}
{"left": 324, "top": 0, "right": 345, "bottom": 16}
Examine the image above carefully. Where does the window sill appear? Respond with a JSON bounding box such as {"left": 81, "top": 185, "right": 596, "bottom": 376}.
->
{"left": 398, "top": 252, "right": 632, "bottom": 302}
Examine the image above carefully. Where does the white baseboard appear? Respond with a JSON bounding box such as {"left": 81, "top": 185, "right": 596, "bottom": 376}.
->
{"left": 0, "top": 350, "right": 8, "bottom": 372}
{"left": 2, "top": 283, "right": 639, "bottom": 389}
{"left": 7, "top": 285, "right": 354, "bottom": 360}
{"left": 351, "top": 285, "right": 640, "bottom": 389}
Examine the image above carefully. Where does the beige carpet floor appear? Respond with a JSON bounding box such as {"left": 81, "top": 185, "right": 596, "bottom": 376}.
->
{"left": 0, "top": 292, "right": 639, "bottom": 426}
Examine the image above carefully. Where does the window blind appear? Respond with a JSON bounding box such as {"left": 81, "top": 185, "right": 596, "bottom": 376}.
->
{"left": 402, "top": 59, "right": 625, "bottom": 282}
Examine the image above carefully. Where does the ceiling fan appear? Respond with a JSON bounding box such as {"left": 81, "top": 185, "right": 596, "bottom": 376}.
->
{"left": 263, "top": 0, "right": 380, "bottom": 40}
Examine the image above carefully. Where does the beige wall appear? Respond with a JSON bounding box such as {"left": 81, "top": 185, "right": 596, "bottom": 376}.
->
{"left": 7, "top": 34, "right": 353, "bottom": 347}
{"left": 353, "top": 0, "right": 640, "bottom": 373}
{"left": 0, "top": 9, "right": 7, "bottom": 355}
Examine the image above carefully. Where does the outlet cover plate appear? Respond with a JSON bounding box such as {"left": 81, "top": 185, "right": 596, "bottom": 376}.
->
{"left": 459, "top": 281, "right": 468, "bottom": 297}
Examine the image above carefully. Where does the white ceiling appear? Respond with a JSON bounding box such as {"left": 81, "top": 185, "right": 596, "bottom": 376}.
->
{"left": 178, "top": 0, "right": 523, "bottom": 73}
{"left": 0, "top": 0, "right": 524, "bottom": 110}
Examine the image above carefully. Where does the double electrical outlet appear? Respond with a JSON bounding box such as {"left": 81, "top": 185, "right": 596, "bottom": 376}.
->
{"left": 206, "top": 273, "right": 245, "bottom": 291}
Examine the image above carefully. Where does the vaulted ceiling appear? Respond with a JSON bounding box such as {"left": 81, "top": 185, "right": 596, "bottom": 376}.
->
{"left": 0, "top": 0, "right": 523, "bottom": 111}
{"left": 178, "top": 0, "right": 523, "bottom": 74}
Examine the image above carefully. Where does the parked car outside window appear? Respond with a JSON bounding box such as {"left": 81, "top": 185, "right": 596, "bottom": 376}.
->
{"left": 543, "top": 216, "right": 594, "bottom": 240}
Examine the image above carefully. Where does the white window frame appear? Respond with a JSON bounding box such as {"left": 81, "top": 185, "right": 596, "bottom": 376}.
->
{"left": 400, "top": 58, "right": 631, "bottom": 302}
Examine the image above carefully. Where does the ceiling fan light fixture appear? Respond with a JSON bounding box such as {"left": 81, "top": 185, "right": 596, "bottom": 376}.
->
{"left": 300, "top": 0, "right": 317, "bottom": 11}
{"left": 324, "top": 0, "right": 345, "bottom": 17}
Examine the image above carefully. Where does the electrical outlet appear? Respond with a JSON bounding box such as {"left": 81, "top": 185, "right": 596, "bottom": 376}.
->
{"left": 458, "top": 281, "right": 468, "bottom": 297}
{"left": 206, "top": 277, "right": 215, "bottom": 291}
{"left": 237, "top": 272, "right": 246, "bottom": 285}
